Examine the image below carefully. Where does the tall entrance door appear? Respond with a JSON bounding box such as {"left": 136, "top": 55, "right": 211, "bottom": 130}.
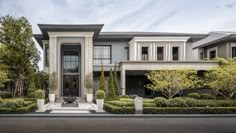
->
{"left": 62, "top": 45, "right": 80, "bottom": 97}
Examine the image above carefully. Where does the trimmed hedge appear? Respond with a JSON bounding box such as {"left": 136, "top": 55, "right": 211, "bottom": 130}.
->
{"left": 200, "top": 93, "right": 215, "bottom": 99}
{"left": 104, "top": 103, "right": 236, "bottom": 114}
{"left": 187, "top": 93, "right": 201, "bottom": 99}
{"left": 0, "top": 103, "right": 37, "bottom": 114}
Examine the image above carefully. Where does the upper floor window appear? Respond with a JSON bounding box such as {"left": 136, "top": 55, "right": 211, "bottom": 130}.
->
{"left": 232, "top": 47, "right": 236, "bottom": 58}
{"left": 63, "top": 51, "right": 79, "bottom": 73}
{"left": 200, "top": 52, "right": 204, "bottom": 60}
{"left": 209, "top": 50, "right": 216, "bottom": 59}
{"left": 93, "top": 46, "right": 111, "bottom": 64}
{"left": 45, "top": 45, "right": 49, "bottom": 67}
{"left": 172, "top": 47, "right": 179, "bottom": 60}
{"left": 141, "top": 47, "right": 149, "bottom": 60}
{"left": 157, "top": 47, "right": 164, "bottom": 60}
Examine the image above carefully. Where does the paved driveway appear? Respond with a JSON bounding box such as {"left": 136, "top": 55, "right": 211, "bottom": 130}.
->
{"left": 0, "top": 117, "right": 235, "bottom": 133}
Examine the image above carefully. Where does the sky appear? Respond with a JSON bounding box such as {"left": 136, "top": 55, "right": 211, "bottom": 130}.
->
{"left": 0, "top": 0, "right": 236, "bottom": 70}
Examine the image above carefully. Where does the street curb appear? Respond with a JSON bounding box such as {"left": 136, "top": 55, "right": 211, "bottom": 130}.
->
{"left": 1, "top": 114, "right": 236, "bottom": 118}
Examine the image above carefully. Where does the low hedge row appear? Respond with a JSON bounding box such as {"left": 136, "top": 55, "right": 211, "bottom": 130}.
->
{"left": 104, "top": 103, "right": 236, "bottom": 114}
{"left": 0, "top": 103, "right": 37, "bottom": 114}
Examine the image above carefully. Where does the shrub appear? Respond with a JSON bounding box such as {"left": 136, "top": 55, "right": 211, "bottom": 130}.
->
{"left": 0, "top": 91, "right": 11, "bottom": 98}
{"left": 0, "top": 98, "right": 25, "bottom": 108}
{"left": 184, "top": 97, "right": 197, "bottom": 107}
{"left": 120, "top": 95, "right": 129, "bottom": 98}
{"left": 154, "top": 97, "right": 167, "bottom": 107}
{"left": 104, "top": 103, "right": 135, "bottom": 114}
{"left": 128, "top": 95, "right": 138, "bottom": 99}
{"left": 187, "top": 93, "right": 200, "bottom": 99}
{"left": 107, "top": 68, "right": 116, "bottom": 99}
{"left": 96, "top": 90, "right": 105, "bottom": 99}
{"left": 167, "top": 97, "right": 186, "bottom": 107}
{"left": 99, "top": 64, "right": 106, "bottom": 93}
{"left": 119, "top": 98, "right": 134, "bottom": 102}
{"left": 201, "top": 93, "right": 215, "bottom": 99}
{"left": 35, "top": 89, "right": 45, "bottom": 99}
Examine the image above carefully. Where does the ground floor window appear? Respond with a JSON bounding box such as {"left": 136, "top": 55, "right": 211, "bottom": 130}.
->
{"left": 209, "top": 50, "right": 216, "bottom": 59}
{"left": 93, "top": 45, "right": 111, "bottom": 64}
{"left": 232, "top": 47, "right": 236, "bottom": 58}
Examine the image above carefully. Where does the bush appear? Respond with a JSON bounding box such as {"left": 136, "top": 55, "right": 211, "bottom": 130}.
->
{"left": 119, "top": 95, "right": 129, "bottom": 99}
{"left": 201, "top": 93, "right": 215, "bottom": 99}
{"left": 154, "top": 97, "right": 167, "bottom": 107}
{"left": 104, "top": 103, "right": 135, "bottom": 114}
{"left": 96, "top": 90, "right": 105, "bottom": 99}
{"left": 187, "top": 93, "right": 200, "bottom": 99}
{"left": 119, "top": 98, "right": 134, "bottom": 102}
{"left": 0, "top": 98, "right": 25, "bottom": 108}
{"left": 0, "top": 103, "right": 37, "bottom": 114}
{"left": 0, "top": 91, "right": 11, "bottom": 98}
{"left": 35, "top": 89, "right": 45, "bottom": 99}
{"left": 184, "top": 97, "right": 197, "bottom": 107}
{"left": 167, "top": 97, "right": 186, "bottom": 107}
{"left": 129, "top": 95, "right": 138, "bottom": 99}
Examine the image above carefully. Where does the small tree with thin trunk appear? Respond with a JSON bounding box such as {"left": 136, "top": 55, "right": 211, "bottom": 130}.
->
{"left": 108, "top": 68, "right": 116, "bottom": 99}
{"left": 206, "top": 58, "right": 236, "bottom": 99}
{"left": 145, "top": 68, "right": 200, "bottom": 99}
{"left": 99, "top": 64, "right": 106, "bottom": 93}
{"left": 85, "top": 73, "right": 93, "bottom": 94}
{"left": 113, "top": 62, "right": 119, "bottom": 96}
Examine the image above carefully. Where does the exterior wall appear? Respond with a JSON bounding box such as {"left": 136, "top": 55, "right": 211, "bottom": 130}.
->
{"left": 48, "top": 32, "right": 94, "bottom": 97}
{"left": 186, "top": 42, "right": 193, "bottom": 61}
{"left": 42, "top": 40, "right": 49, "bottom": 73}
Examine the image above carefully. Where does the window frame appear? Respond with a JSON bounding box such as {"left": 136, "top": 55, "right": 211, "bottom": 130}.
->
{"left": 156, "top": 46, "right": 164, "bottom": 60}
{"left": 93, "top": 45, "right": 112, "bottom": 64}
{"left": 141, "top": 46, "right": 149, "bottom": 61}
{"left": 172, "top": 46, "right": 179, "bottom": 61}
{"left": 45, "top": 44, "right": 49, "bottom": 67}
{"left": 232, "top": 47, "right": 236, "bottom": 58}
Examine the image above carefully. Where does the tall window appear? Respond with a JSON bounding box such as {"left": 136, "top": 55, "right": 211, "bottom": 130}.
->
{"left": 232, "top": 47, "right": 236, "bottom": 58}
{"left": 141, "top": 47, "right": 149, "bottom": 60}
{"left": 157, "top": 47, "right": 164, "bottom": 60}
{"left": 200, "top": 52, "right": 204, "bottom": 60}
{"left": 63, "top": 51, "right": 79, "bottom": 73}
{"left": 209, "top": 50, "right": 216, "bottom": 59}
{"left": 93, "top": 46, "right": 111, "bottom": 64}
{"left": 45, "top": 45, "right": 49, "bottom": 67}
{"left": 172, "top": 47, "right": 179, "bottom": 60}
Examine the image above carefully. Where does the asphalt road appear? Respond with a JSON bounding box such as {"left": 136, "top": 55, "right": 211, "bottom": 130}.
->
{"left": 0, "top": 117, "right": 236, "bottom": 133}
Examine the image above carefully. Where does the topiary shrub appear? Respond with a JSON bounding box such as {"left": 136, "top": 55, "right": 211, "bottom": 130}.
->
{"left": 96, "top": 90, "right": 105, "bottom": 99}
{"left": 200, "top": 93, "right": 215, "bottom": 99}
{"left": 185, "top": 97, "right": 197, "bottom": 107}
{"left": 187, "top": 93, "right": 201, "bottom": 99}
{"left": 154, "top": 97, "right": 167, "bottom": 107}
{"left": 128, "top": 95, "right": 138, "bottom": 99}
{"left": 0, "top": 91, "right": 11, "bottom": 98}
{"left": 35, "top": 89, "right": 45, "bottom": 99}
{"left": 167, "top": 97, "right": 186, "bottom": 107}
{"left": 120, "top": 95, "right": 129, "bottom": 98}
{"left": 107, "top": 68, "right": 116, "bottom": 99}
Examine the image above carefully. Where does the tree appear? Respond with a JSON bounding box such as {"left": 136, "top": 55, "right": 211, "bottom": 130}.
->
{"left": 0, "top": 15, "right": 40, "bottom": 97}
{"left": 0, "top": 64, "right": 8, "bottom": 88}
{"left": 49, "top": 72, "right": 58, "bottom": 94}
{"left": 145, "top": 68, "right": 200, "bottom": 99}
{"left": 113, "top": 62, "right": 119, "bottom": 96}
{"left": 108, "top": 68, "right": 116, "bottom": 99}
{"left": 206, "top": 58, "right": 236, "bottom": 99}
{"left": 99, "top": 64, "right": 106, "bottom": 93}
{"left": 85, "top": 73, "right": 93, "bottom": 94}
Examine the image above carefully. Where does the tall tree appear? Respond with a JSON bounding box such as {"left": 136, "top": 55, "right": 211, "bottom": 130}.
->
{"left": 0, "top": 15, "right": 40, "bottom": 97}
{"left": 99, "top": 64, "right": 106, "bottom": 93}
{"left": 0, "top": 64, "right": 8, "bottom": 88}
{"left": 206, "top": 58, "right": 236, "bottom": 99}
{"left": 113, "top": 62, "right": 119, "bottom": 96}
{"left": 145, "top": 68, "right": 200, "bottom": 99}
{"left": 108, "top": 68, "right": 116, "bottom": 99}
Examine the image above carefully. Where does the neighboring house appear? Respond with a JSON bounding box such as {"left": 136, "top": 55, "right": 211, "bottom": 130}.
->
{"left": 34, "top": 24, "right": 236, "bottom": 98}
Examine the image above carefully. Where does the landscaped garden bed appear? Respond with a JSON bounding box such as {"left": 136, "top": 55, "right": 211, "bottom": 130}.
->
{"left": 104, "top": 97, "right": 236, "bottom": 114}
{"left": 0, "top": 98, "right": 37, "bottom": 114}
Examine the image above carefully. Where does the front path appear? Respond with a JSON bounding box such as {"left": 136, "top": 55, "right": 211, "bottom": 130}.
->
{"left": 0, "top": 117, "right": 235, "bottom": 133}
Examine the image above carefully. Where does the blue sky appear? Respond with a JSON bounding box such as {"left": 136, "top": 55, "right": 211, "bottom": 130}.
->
{"left": 0, "top": 0, "right": 236, "bottom": 70}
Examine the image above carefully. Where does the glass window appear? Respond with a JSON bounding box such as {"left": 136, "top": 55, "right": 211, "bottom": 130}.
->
{"left": 142, "top": 47, "right": 149, "bottom": 60}
{"left": 157, "top": 47, "right": 164, "bottom": 60}
{"left": 93, "top": 46, "right": 111, "bottom": 64}
{"left": 45, "top": 46, "right": 49, "bottom": 67}
{"left": 209, "top": 50, "right": 216, "bottom": 59}
{"left": 63, "top": 51, "right": 79, "bottom": 73}
{"left": 200, "top": 52, "right": 204, "bottom": 60}
{"left": 232, "top": 47, "right": 236, "bottom": 58}
{"left": 172, "top": 47, "right": 179, "bottom": 60}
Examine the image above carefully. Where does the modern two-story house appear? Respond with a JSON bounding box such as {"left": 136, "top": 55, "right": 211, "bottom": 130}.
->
{"left": 34, "top": 24, "right": 236, "bottom": 98}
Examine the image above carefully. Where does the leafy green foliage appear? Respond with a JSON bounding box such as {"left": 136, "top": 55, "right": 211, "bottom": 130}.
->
{"left": 99, "top": 64, "right": 106, "bottom": 93}
{"left": 167, "top": 97, "right": 186, "bottom": 107}
{"left": 154, "top": 97, "right": 167, "bottom": 107}
{"left": 0, "top": 91, "right": 11, "bottom": 98}
{"left": 113, "top": 62, "right": 119, "bottom": 96}
{"left": 200, "top": 93, "right": 215, "bottom": 99}
{"left": 0, "top": 64, "right": 8, "bottom": 88}
{"left": 85, "top": 73, "right": 93, "bottom": 94}
{"left": 146, "top": 68, "right": 200, "bottom": 99}
{"left": 95, "top": 90, "right": 105, "bottom": 99}
{"left": 48, "top": 72, "right": 57, "bottom": 94}
{"left": 35, "top": 89, "right": 45, "bottom": 99}
{"left": 206, "top": 58, "right": 236, "bottom": 99}
{"left": 187, "top": 93, "right": 201, "bottom": 99}
{"left": 107, "top": 68, "right": 116, "bottom": 99}
{"left": 0, "top": 15, "right": 40, "bottom": 97}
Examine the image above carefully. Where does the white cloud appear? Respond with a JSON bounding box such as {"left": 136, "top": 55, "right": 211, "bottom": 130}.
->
{"left": 0, "top": 0, "right": 236, "bottom": 70}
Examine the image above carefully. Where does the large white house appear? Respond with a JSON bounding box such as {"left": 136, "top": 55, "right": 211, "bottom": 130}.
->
{"left": 34, "top": 24, "right": 236, "bottom": 98}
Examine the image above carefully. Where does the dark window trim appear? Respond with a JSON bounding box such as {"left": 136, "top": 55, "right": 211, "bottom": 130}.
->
{"left": 156, "top": 46, "right": 164, "bottom": 60}
{"left": 232, "top": 47, "right": 236, "bottom": 58}
{"left": 209, "top": 50, "right": 216, "bottom": 60}
{"left": 141, "top": 46, "right": 149, "bottom": 60}
{"left": 93, "top": 45, "right": 112, "bottom": 64}
{"left": 45, "top": 44, "right": 49, "bottom": 67}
